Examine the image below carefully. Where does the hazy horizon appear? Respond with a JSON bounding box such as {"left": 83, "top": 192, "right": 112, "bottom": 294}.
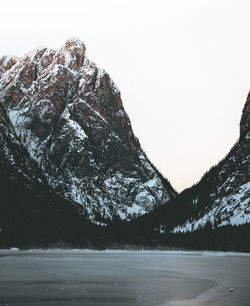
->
{"left": 1, "top": 0, "right": 250, "bottom": 192}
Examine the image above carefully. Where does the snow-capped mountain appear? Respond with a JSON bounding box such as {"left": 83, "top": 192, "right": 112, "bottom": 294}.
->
{"left": 0, "top": 38, "right": 176, "bottom": 223}
{"left": 140, "top": 93, "right": 250, "bottom": 233}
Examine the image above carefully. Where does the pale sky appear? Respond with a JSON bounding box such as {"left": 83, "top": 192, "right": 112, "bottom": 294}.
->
{"left": 1, "top": 0, "right": 250, "bottom": 192}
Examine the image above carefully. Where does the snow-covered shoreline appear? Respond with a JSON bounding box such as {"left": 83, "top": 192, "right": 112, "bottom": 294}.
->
{"left": 1, "top": 248, "right": 250, "bottom": 257}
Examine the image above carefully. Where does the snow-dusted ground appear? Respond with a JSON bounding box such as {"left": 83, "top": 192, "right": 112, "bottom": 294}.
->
{"left": 2, "top": 248, "right": 250, "bottom": 257}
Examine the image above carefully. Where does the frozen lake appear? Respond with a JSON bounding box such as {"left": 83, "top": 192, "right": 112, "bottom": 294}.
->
{"left": 0, "top": 250, "right": 249, "bottom": 306}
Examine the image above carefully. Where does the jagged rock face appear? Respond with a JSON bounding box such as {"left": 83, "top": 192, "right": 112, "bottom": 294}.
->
{"left": 0, "top": 37, "right": 176, "bottom": 222}
{"left": 0, "top": 56, "right": 17, "bottom": 78}
{"left": 160, "top": 94, "right": 250, "bottom": 232}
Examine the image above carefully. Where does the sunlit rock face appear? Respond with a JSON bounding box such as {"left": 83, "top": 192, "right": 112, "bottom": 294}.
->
{"left": 0, "top": 37, "right": 176, "bottom": 222}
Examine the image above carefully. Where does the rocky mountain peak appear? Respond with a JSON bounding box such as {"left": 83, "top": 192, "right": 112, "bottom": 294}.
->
{"left": 63, "top": 37, "right": 86, "bottom": 55}
{"left": 0, "top": 38, "right": 176, "bottom": 223}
